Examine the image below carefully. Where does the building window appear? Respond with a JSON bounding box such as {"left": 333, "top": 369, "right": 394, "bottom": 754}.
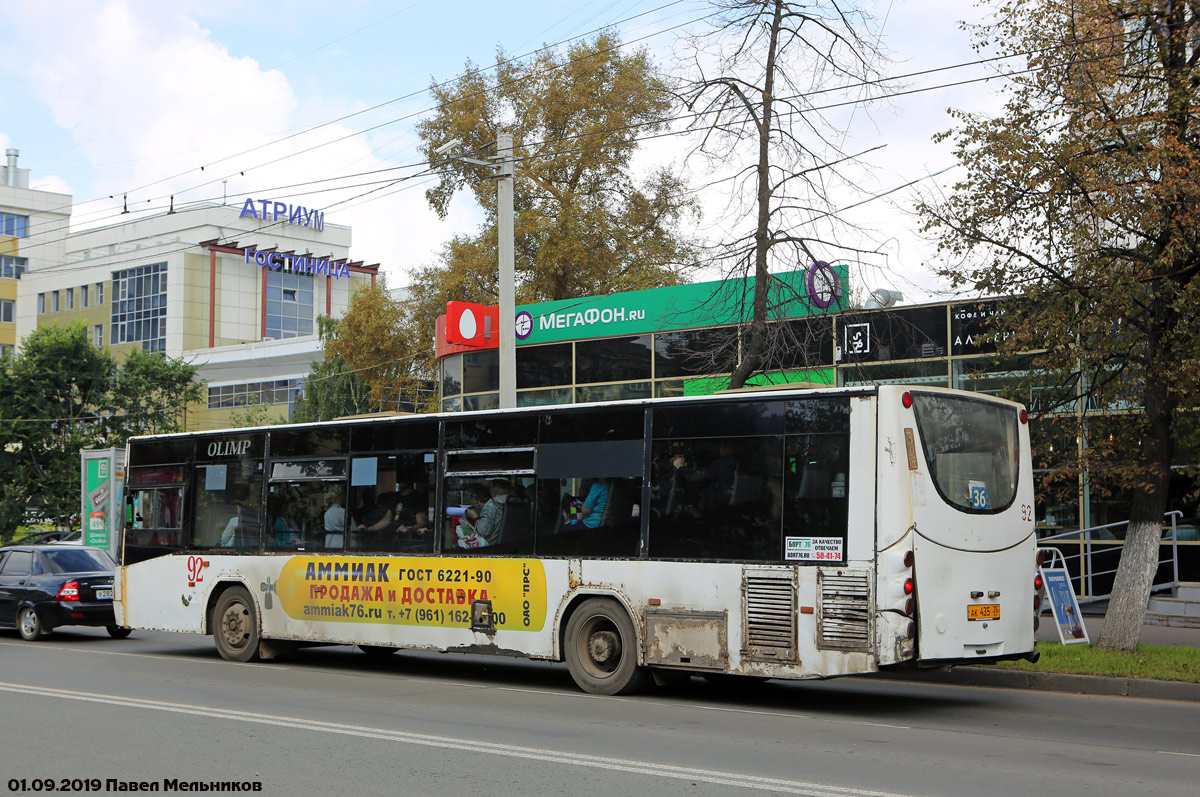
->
{"left": 264, "top": 269, "right": 313, "bottom": 339}
{"left": 111, "top": 263, "right": 167, "bottom": 352}
{"left": 81, "top": 285, "right": 89, "bottom": 307}
{"left": 37, "top": 293, "right": 45, "bottom": 314}
{"left": 0, "top": 212, "right": 28, "bottom": 238}
{"left": 0, "top": 299, "right": 12, "bottom": 323}
{"left": 96, "top": 282, "right": 104, "bottom": 304}
{"left": 0, "top": 255, "right": 26, "bottom": 278}
{"left": 0, "top": 344, "right": 12, "bottom": 359}
{"left": 65, "top": 288, "right": 74, "bottom": 310}
{"left": 51, "top": 291, "right": 60, "bottom": 312}
{"left": 207, "top": 378, "right": 305, "bottom": 409}
{"left": 94, "top": 324, "right": 103, "bottom": 347}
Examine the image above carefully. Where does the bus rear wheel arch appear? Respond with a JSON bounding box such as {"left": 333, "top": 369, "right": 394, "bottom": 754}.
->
{"left": 563, "top": 597, "right": 650, "bottom": 695}
{"left": 211, "top": 585, "right": 261, "bottom": 662}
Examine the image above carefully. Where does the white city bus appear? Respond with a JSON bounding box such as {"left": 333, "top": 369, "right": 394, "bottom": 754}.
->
{"left": 116, "top": 385, "right": 1038, "bottom": 694}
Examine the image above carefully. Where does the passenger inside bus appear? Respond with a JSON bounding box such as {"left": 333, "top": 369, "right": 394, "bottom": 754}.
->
{"left": 355, "top": 493, "right": 395, "bottom": 550}
{"left": 461, "top": 478, "right": 511, "bottom": 547}
{"left": 219, "top": 501, "right": 259, "bottom": 549}
{"left": 559, "top": 478, "right": 609, "bottom": 531}
{"left": 324, "top": 492, "right": 347, "bottom": 550}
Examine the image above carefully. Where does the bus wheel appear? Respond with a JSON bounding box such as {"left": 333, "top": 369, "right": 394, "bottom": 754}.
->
{"left": 213, "top": 587, "right": 261, "bottom": 662}
{"left": 358, "top": 644, "right": 399, "bottom": 657}
{"left": 106, "top": 625, "right": 132, "bottom": 639}
{"left": 564, "top": 598, "right": 649, "bottom": 696}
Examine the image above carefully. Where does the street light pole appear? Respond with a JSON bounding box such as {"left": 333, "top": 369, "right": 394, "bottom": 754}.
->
{"left": 496, "top": 132, "right": 516, "bottom": 409}
{"left": 436, "top": 134, "right": 517, "bottom": 409}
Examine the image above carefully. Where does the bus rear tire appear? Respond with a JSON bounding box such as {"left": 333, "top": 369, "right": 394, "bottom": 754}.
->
{"left": 212, "top": 586, "right": 261, "bottom": 662}
{"left": 564, "top": 598, "right": 649, "bottom": 696}
{"left": 106, "top": 625, "right": 132, "bottom": 639}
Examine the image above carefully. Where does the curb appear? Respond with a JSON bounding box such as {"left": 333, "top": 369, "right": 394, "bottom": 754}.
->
{"left": 865, "top": 667, "right": 1200, "bottom": 701}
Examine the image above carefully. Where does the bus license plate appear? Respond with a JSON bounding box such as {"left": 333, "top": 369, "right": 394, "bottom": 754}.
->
{"left": 95, "top": 588, "right": 113, "bottom": 600}
{"left": 967, "top": 604, "right": 999, "bottom": 620}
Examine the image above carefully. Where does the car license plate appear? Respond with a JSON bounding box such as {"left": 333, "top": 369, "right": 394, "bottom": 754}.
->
{"left": 95, "top": 588, "right": 113, "bottom": 600}
{"left": 967, "top": 603, "right": 999, "bottom": 620}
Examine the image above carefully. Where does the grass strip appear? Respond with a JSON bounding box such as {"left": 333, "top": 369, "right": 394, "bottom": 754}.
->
{"left": 991, "top": 641, "right": 1200, "bottom": 682}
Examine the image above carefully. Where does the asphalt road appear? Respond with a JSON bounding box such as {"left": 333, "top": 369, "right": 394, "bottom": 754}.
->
{"left": 0, "top": 628, "right": 1197, "bottom": 797}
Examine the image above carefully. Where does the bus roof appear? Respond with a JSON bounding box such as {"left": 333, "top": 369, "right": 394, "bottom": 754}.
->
{"left": 128, "top": 383, "right": 1017, "bottom": 443}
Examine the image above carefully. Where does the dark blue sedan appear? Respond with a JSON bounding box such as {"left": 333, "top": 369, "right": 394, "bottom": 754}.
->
{"left": 0, "top": 545, "right": 130, "bottom": 640}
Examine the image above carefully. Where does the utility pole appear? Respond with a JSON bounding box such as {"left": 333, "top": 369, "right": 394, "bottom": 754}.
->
{"left": 496, "top": 132, "right": 516, "bottom": 409}
{"left": 435, "top": 133, "right": 517, "bottom": 408}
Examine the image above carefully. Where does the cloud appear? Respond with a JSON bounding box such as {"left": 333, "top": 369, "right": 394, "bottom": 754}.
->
{"left": 4, "top": 1, "right": 471, "bottom": 284}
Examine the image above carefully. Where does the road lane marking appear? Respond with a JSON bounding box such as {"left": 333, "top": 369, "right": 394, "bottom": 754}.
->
{"left": 0, "top": 680, "right": 915, "bottom": 797}
{"left": 2, "top": 643, "right": 907, "bottom": 729}
{"left": 1158, "top": 751, "right": 1200, "bottom": 758}
{"left": 0, "top": 640, "right": 284, "bottom": 668}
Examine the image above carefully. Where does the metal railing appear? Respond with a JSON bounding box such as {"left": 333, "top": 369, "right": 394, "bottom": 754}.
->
{"left": 1037, "top": 511, "right": 1182, "bottom": 603}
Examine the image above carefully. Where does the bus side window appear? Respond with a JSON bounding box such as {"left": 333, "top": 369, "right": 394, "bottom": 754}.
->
{"left": 783, "top": 433, "right": 849, "bottom": 560}
{"left": 648, "top": 437, "right": 782, "bottom": 561}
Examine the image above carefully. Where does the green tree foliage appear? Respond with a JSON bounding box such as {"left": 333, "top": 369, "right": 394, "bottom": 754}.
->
{"left": 292, "top": 283, "right": 425, "bottom": 421}
{"left": 407, "top": 32, "right": 698, "bottom": 394}
{"left": 677, "top": 0, "right": 884, "bottom": 388}
{"left": 0, "top": 323, "right": 201, "bottom": 539}
{"left": 920, "top": 0, "right": 1200, "bottom": 649}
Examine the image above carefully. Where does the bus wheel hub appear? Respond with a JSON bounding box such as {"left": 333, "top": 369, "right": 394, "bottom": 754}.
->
{"left": 589, "top": 630, "right": 619, "bottom": 664}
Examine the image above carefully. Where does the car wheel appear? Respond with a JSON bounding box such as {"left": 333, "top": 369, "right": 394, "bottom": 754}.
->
{"left": 564, "top": 597, "right": 650, "bottom": 695}
{"left": 107, "top": 625, "right": 132, "bottom": 639}
{"left": 18, "top": 607, "right": 46, "bottom": 641}
{"left": 212, "top": 586, "right": 261, "bottom": 662}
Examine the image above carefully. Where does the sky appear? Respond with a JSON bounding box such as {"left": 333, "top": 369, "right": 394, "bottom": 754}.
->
{"left": 0, "top": 0, "right": 1009, "bottom": 302}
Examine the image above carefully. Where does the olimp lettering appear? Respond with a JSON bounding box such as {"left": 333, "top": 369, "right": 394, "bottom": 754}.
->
{"left": 206, "top": 440, "right": 252, "bottom": 457}
{"left": 239, "top": 197, "right": 325, "bottom": 231}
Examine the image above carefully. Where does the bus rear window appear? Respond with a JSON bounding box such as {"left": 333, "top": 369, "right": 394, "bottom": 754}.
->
{"left": 911, "top": 393, "right": 1019, "bottom": 513}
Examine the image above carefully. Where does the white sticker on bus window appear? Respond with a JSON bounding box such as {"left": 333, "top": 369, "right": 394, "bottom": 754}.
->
{"left": 204, "top": 465, "right": 227, "bottom": 491}
{"left": 785, "top": 537, "right": 843, "bottom": 561}
{"left": 351, "top": 457, "right": 378, "bottom": 487}
{"left": 969, "top": 480, "right": 988, "bottom": 510}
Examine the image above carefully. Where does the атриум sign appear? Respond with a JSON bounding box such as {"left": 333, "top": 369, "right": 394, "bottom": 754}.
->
{"left": 239, "top": 197, "right": 325, "bottom": 231}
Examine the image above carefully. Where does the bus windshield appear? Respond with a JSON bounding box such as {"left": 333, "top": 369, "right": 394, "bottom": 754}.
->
{"left": 911, "top": 392, "right": 1019, "bottom": 513}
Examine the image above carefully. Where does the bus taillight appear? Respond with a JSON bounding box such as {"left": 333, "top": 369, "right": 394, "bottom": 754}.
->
{"left": 1036, "top": 549, "right": 1047, "bottom": 567}
{"left": 904, "top": 577, "right": 914, "bottom": 596}
{"left": 901, "top": 391, "right": 913, "bottom": 409}
{"left": 1034, "top": 574, "right": 1043, "bottom": 591}
{"left": 1019, "top": 408, "right": 1028, "bottom": 424}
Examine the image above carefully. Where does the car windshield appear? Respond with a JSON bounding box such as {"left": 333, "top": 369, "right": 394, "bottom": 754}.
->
{"left": 911, "top": 392, "right": 1020, "bottom": 514}
{"left": 43, "top": 548, "right": 115, "bottom": 573}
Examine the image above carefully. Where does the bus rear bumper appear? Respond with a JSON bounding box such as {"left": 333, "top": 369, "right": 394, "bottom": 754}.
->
{"left": 879, "top": 648, "right": 1040, "bottom": 673}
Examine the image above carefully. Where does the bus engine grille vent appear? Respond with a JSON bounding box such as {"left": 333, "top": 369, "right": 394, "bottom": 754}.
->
{"left": 742, "top": 573, "right": 797, "bottom": 663}
{"left": 818, "top": 569, "right": 871, "bottom": 651}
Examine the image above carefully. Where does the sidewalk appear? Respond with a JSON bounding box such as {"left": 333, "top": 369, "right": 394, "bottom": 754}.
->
{"left": 1037, "top": 611, "right": 1200, "bottom": 648}
{"left": 868, "top": 614, "right": 1200, "bottom": 701}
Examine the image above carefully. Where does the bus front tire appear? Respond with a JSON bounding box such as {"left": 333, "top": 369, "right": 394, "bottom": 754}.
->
{"left": 564, "top": 598, "right": 650, "bottom": 696}
{"left": 212, "top": 586, "right": 261, "bottom": 662}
